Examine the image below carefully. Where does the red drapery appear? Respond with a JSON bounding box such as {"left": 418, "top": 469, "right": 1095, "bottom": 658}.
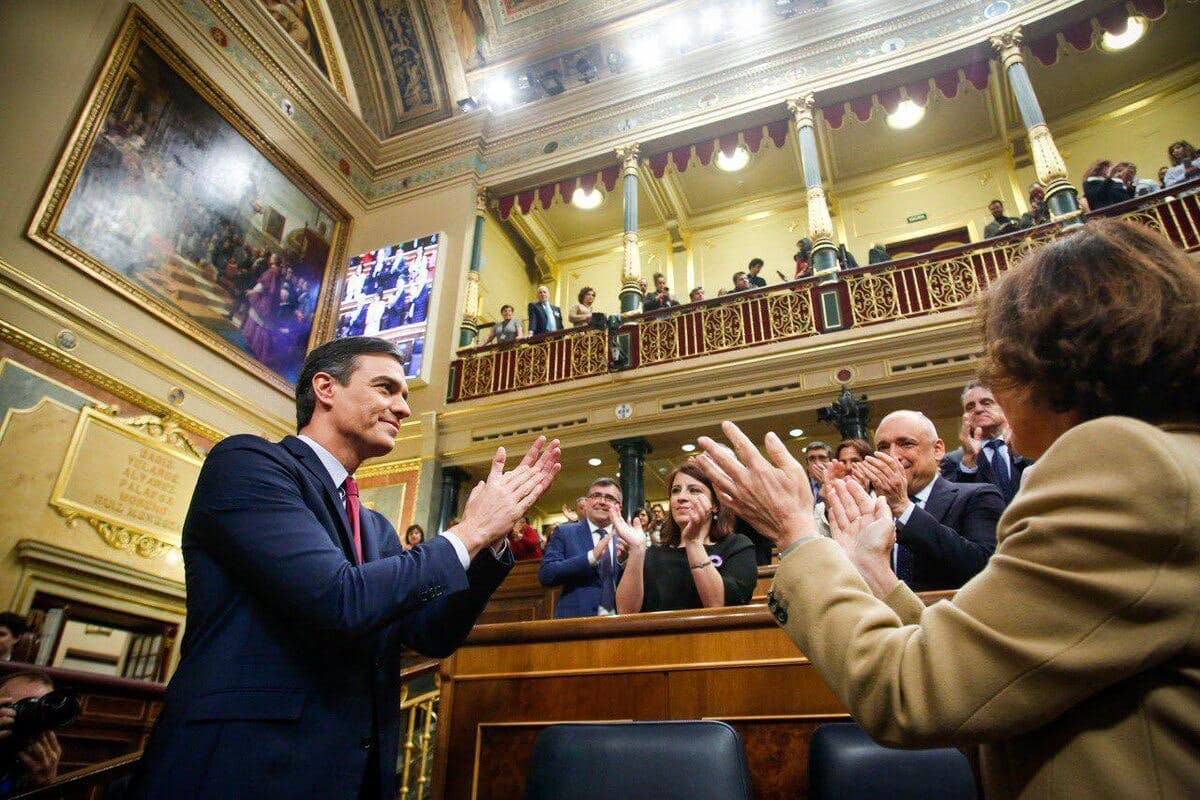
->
{"left": 644, "top": 119, "right": 791, "bottom": 179}
{"left": 1026, "top": 0, "right": 1166, "bottom": 66}
{"left": 822, "top": 60, "right": 991, "bottom": 129}
{"left": 497, "top": 164, "right": 621, "bottom": 219}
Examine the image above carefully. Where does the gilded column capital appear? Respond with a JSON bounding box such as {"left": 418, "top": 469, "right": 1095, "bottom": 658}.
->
{"left": 786, "top": 93, "right": 816, "bottom": 129}
{"left": 474, "top": 190, "right": 489, "bottom": 214}
{"left": 989, "top": 26, "right": 1025, "bottom": 70}
{"left": 461, "top": 269, "right": 482, "bottom": 324}
{"left": 806, "top": 185, "right": 835, "bottom": 245}
{"left": 616, "top": 144, "right": 640, "bottom": 177}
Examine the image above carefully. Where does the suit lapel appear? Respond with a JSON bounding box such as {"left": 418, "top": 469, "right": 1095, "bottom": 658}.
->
{"left": 281, "top": 436, "right": 357, "bottom": 561}
{"left": 922, "top": 476, "right": 957, "bottom": 523}
{"left": 359, "top": 510, "right": 381, "bottom": 562}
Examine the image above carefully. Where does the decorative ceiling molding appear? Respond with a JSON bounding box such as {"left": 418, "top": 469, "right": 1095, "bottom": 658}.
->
{"left": 174, "top": 0, "right": 1097, "bottom": 206}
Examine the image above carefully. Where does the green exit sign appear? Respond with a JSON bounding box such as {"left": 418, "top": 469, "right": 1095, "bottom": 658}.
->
{"left": 907, "top": 213, "right": 928, "bottom": 223}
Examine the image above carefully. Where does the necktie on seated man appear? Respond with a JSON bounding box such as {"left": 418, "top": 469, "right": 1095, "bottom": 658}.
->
{"left": 343, "top": 476, "right": 364, "bottom": 564}
{"left": 894, "top": 495, "right": 918, "bottom": 582}
{"left": 596, "top": 529, "right": 617, "bottom": 614}
{"left": 985, "top": 439, "right": 1013, "bottom": 497}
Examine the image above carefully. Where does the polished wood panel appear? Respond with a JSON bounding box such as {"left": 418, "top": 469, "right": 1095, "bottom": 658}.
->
{"left": 435, "top": 592, "right": 955, "bottom": 799}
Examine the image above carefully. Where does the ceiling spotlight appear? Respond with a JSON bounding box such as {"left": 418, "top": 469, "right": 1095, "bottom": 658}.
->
{"left": 732, "top": 3, "right": 764, "bottom": 35}
{"left": 788, "top": 428, "right": 805, "bottom": 438}
{"left": 700, "top": 7, "right": 723, "bottom": 34}
{"left": 681, "top": 443, "right": 697, "bottom": 452}
{"left": 607, "top": 50, "right": 626, "bottom": 73}
{"left": 629, "top": 37, "right": 660, "bottom": 69}
{"left": 576, "top": 55, "right": 598, "bottom": 84}
{"left": 456, "top": 97, "right": 479, "bottom": 112}
{"left": 717, "top": 146, "right": 750, "bottom": 172}
{"left": 657, "top": 466, "right": 668, "bottom": 473}
{"left": 538, "top": 69, "right": 565, "bottom": 96}
{"left": 886, "top": 99, "right": 925, "bottom": 129}
{"left": 1100, "top": 16, "right": 1146, "bottom": 51}
{"left": 572, "top": 186, "right": 603, "bottom": 209}
{"left": 487, "top": 77, "right": 514, "bottom": 107}
{"left": 773, "top": 0, "right": 797, "bottom": 18}
{"left": 666, "top": 19, "right": 691, "bottom": 48}
{"left": 587, "top": 457, "right": 603, "bottom": 466}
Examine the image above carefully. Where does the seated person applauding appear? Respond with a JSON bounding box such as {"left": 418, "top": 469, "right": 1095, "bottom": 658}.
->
{"left": 615, "top": 463, "right": 757, "bottom": 613}
{"left": 693, "top": 217, "right": 1200, "bottom": 799}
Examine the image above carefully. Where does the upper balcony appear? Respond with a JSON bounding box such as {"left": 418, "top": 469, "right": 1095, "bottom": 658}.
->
{"left": 449, "top": 182, "right": 1200, "bottom": 403}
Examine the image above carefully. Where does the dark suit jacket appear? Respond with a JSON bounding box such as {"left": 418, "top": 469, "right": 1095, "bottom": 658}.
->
{"left": 538, "top": 520, "right": 618, "bottom": 618}
{"left": 897, "top": 476, "right": 1002, "bottom": 591}
{"left": 129, "top": 435, "right": 510, "bottom": 800}
{"left": 527, "top": 301, "right": 563, "bottom": 335}
{"left": 410, "top": 284, "right": 431, "bottom": 324}
{"left": 941, "top": 445, "right": 1033, "bottom": 505}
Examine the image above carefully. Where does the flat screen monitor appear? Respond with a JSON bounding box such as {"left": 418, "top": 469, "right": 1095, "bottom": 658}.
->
{"left": 334, "top": 233, "right": 439, "bottom": 380}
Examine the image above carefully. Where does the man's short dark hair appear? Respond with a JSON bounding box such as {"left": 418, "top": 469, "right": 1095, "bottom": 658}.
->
{"left": 0, "top": 612, "right": 28, "bottom": 638}
{"left": 296, "top": 337, "right": 403, "bottom": 431}
{"left": 748, "top": 258, "right": 764, "bottom": 270}
{"left": 961, "top": 379, "right": 989, "bottom": 406}
{"left": 804, "top": 440, "right": 832, "bottom": 455}
{"left": 732, "top": 270, "right": 747, "bottom": 282}
{"left": 588, "top": 477, "right": 621, "bottom": 502}
{"left": 989, "top": 199, "right": 1003, "bottom": 206}
{"left": 0, "top": 670, "right": 53, "bottom": 695}
{"left": 500, "top": 304, "right": 514, "bottom": 313}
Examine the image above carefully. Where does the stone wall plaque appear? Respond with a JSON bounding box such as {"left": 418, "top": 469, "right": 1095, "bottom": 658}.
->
{"left": 50, "top": 407, "right": 205, "bottom": 558}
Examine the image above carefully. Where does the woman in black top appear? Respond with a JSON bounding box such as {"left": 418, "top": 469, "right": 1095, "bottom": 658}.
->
{"left": 614, "top": 462, "right": 758, "bottom": 613}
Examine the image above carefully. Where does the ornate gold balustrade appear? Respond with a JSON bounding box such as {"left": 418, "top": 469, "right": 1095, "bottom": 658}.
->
{"left": 398, "top": 660, "right": 441, "bottom": 800}
{"left": 446, "top": 181, "right": 1200, "bottom": 403}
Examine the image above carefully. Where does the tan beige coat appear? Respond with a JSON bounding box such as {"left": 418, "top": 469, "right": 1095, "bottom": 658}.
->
{"left": 769, "top": 416, "right": 1200, "bottom": 799}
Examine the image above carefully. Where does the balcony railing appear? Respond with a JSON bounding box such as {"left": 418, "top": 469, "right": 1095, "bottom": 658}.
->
{"left": 447, "top": 179, "right": 1200, "bottom": 403}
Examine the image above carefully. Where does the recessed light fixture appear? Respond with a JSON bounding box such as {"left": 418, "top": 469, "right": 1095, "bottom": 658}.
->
{"left": 572, "top": 186, "right": 603, "bottom": 209}
{"left": 789, "top": 428, "right": 804, "bottom": 437}
{"left": 886, "top": 99, "right": 925, "bottom": 130}
{"left": 681, "top": 443, "right": 697, "bottom": 452}
{"left": 732, "top": 3, "right": 764, "bottom": 35}
{"left": 717, "top": 146, "right": 750, "bottom": 172}
{"left": 487, "top": 77, "right": 514, "bottom": 106}
{"left": 700, "top": 7, "right": 723, "bottom": 34}
{"left": 1100, "top": 16, "right": 1145, "bottom": 51}
{"left": 587, "top": 457, "right": 603, "bottom": 467}
{"left": 657, "top": 466, "right": 668, "bottom": 473}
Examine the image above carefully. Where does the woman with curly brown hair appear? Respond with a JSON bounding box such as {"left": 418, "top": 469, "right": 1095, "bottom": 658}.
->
{"left": 613, "top": 462, "right": 758, "bottom": 614}
{"left": 695, "top": 218, "right": 1200, "bottom": 798}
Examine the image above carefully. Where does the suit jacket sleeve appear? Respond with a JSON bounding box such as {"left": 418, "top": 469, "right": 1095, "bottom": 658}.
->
{"left": 526, "top": 302, "right": 542, "bottom": 334}
{"left": 768, "top": 416, "right": 1200, "bottom": 748}
{"left": 538, "top": 526, "right": 594, "bottom": 586}
{"left": 379, "top": 527, "right": 513, "bottom": 658}
{"left": 192, "top": 439, "right": 469, "bottom": 639}
{"left": 899, "top": 484, "right": 1002, "bottom": 586}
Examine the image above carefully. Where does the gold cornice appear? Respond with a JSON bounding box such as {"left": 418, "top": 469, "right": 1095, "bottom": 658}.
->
{"left": 0, "top": 258, "right": 290, "bottom": 437}
{"left": 0, "top": 319, "right": 226, "bottom": 444}
{"left": 356, "top": 456, "right": 422, "bottom": 479}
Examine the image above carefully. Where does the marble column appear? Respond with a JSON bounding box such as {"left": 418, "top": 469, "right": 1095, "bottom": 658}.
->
{"left": 610, "top": 436, "right": 651, "bottom": 521}
{"left": 990, "top": 27, "right": 1081, "bottom": 223}
{"left": 786, "top": 94, "right": 840, "bottom": 280}
{"left": 616, "top": 144, "right": 643, "bottom": 314}
{"left": 459, "top": 191, "right": 488, "bottom": 347}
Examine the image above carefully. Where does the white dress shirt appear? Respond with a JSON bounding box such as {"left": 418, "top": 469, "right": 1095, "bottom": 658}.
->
{"left": 583, "top": 517, "right": 617, "bottom": 568}
{"left": 297, "top": 435, "right": 471, "bottom": 569}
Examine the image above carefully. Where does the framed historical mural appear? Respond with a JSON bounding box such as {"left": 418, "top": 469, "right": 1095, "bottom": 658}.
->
{"left": 29, "top": 7, "right": 350, "bottom": 392}
{"left": 255, "top": 0, "right": 349, "bottom": 97}
{"left": 333, "top": 233, "right": 441, "bottom": 385}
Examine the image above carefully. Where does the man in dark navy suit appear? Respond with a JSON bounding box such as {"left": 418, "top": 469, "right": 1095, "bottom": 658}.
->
{"left": 857, "top": 410, "right": 1002, "bottom": 591}
{"left": 941, "top": 381, "right": 1034, "bottom": 506}
{"left": 538, "top": 478, "right": 625, "bottom": 617}
{"left": 129, "top": 337, "right": 560, "bottom": 800}
{"left": 526, "top": 284, "right": 563, "bottom": 336}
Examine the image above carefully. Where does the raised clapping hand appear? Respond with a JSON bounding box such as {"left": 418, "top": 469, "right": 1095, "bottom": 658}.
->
{"left": 959, "top": 414, "right": 985, "bottom": 469}
{"left": 824, "top": 477, "right": 901, "bottom": 598}
{"left": 451, "top": 436, "right": 561, "bottom": 558}
{"left": 858, "top": 452, "right": 910, "bottom": 517}
{"left": 677, "top": 492, "right": 712, "bottom": 545}
{"left": 694, "top": 421, "right": 817, "bottom": 550}
{"left": 609, "top": 507, "right": 647, "bottom": 554}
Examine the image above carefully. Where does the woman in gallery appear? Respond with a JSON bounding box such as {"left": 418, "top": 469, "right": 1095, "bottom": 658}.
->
{"left": 568, "top": 286, "right": 596, "bottom": 326}
{"left": 614, "top": 463, "right": 757, "bottom": 614}
{"left": 694, "top": 218, "right": 1200, "bottom": 798}
{"left": 483, "top": 304, "right": 523, "bottom": 344}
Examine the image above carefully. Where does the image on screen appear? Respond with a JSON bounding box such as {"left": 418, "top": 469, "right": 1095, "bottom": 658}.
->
{"left": 334, "top": 233, "right": 438, "bottom": 379}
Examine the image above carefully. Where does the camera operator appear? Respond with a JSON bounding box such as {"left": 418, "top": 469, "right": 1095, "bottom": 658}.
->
{"left": 0, "top": 672, "right": 63, "bottom": 796}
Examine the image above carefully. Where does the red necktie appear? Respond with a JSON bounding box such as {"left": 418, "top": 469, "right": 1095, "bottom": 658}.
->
{"left": 343, "top": 476, "right": 364, "bottom": 564}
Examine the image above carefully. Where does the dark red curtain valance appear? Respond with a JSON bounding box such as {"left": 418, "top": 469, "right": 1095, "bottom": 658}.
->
{"left": 644, "top": 119, "right": 791, "bottom": 179}
{"left": 1026, "top": 0, "right": 1166, "bottom": 66}
{"left": 496, "top": 164, "right": 621, "bottom": 219}
{"left": 822, "top": 60, "right": 990, "bottom": 129}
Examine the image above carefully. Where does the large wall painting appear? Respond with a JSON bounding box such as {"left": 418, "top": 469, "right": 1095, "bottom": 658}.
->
{"left": 30, "top": 7, "right": 349, "bottom": 391}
